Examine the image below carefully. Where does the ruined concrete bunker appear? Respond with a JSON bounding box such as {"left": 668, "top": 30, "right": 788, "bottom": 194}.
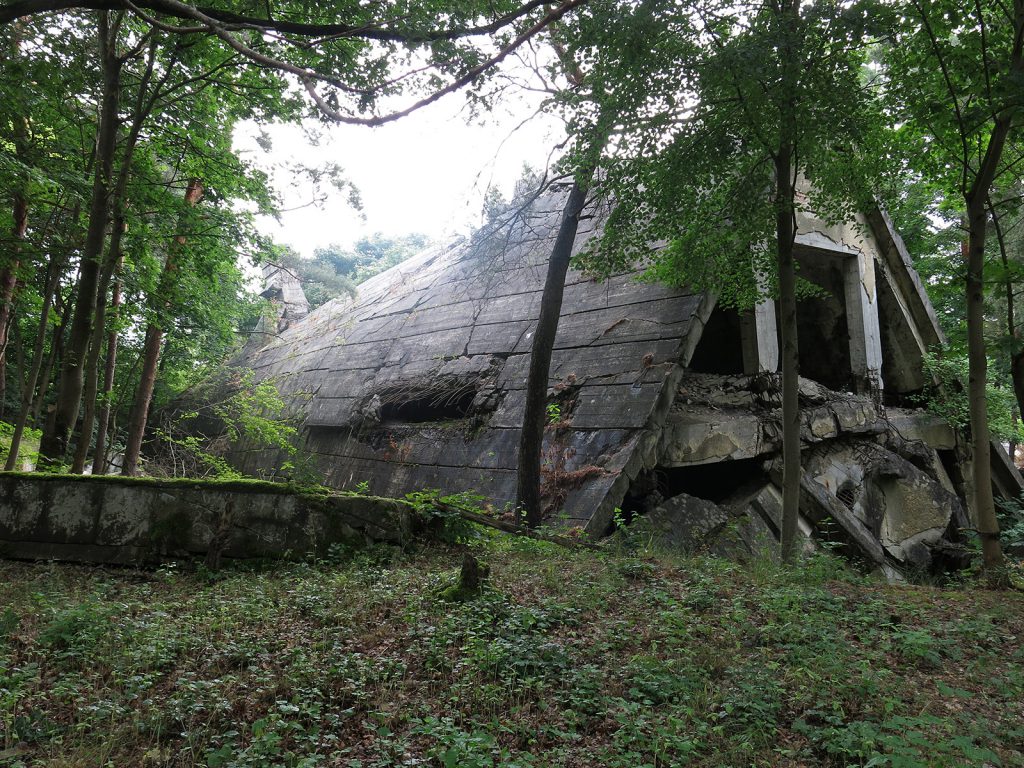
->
{"left": 223, "top": 191, "right": 1020, "bottom": 573}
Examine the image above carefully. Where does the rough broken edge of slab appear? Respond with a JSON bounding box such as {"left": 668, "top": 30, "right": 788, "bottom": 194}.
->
{"left": 864, "top": 206, "right": 945, "bottom": 349}
{"left": 582, "top": 291, "right": 720, "bottom": 537}
{"left": 990, "top": 440, "right": 1024, "bottom": 499}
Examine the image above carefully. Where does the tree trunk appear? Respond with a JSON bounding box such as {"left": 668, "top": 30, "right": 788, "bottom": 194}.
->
{"left": 38, "top": 11, "right": 121, "bottom": 467}
{"left": 4, "top": 257, "right": 63, "bottom": 470}
{"left": 992, "top": 197, "right": 1024, "bottom": 445}
{"left": 960, "top": 96, "right": 1016, "bottom": 584}
{"left": 775, "top": 0, "right": 802, "bottom": 563}
{"left": 12, "top": 315, "right": 25, "bottom": 405}
{"left": 33, "top": 286, "right": 72, "bottom": 425}
{"left": 964, "top": 221, "right": 1006, "bottom": 583}
{"left": 121, "top": 326, "right": 163, "bottom": 476}
{"left": 0, "top": 192, "right": 26, "bottom": 420}
{"left": 70, "top": 258, "right": 116, "bottom": 473}
{"left": 776, "top": 143, "right": 801, "bottom": 563}
{"left": 71, "top": 41, "right": 155, "bottom": 474}
{"left": 121, "top": 177, "right": 203, "bottom": 476}
{"left": 0, "top": 26, "right": 28, "bottom": 420}
{"left": 1012, "top": 354, "right": 1024, "bottom": 455}
{"left": 91, "top": 255, "right": 123, "bottom": 475}
{"left": 514, "top": 179, "right": 589, "bottom": 527}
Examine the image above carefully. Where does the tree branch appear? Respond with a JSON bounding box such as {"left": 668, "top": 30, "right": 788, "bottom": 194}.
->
{"left": 910, "top": 0, "right": 973, "bottom": 194}
{"left": 303, "top": 0, "right": 588, "bottom": 126}
{"left": 0, "top": 0, "right": 554, "bottom": 43}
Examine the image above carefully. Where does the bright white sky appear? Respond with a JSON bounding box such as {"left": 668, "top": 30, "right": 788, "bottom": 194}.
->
{"left": 236, "top": 87, "right": 564, "bottom": 258}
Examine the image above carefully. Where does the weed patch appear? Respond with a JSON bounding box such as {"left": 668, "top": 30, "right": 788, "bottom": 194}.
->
{"left": 0, "top": 544, "right": 1021, "bottom": 766}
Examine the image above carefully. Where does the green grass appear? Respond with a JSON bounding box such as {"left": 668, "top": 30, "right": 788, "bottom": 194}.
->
{"left": 0, "top": 421, "right": 40, "bottom": 472}
{"left": 1, "top": 538, "right": 1022, "bottom": 767}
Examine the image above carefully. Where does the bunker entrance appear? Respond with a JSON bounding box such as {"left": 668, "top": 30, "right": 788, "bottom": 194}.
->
{"left": 794, "top": 252, "right": 855, "bottom": 392}
{"left": 616, "top": 458, "right": 769, "bottom": 533}
{"left": 688, "top": 305, "right": 745, "bottom": 374}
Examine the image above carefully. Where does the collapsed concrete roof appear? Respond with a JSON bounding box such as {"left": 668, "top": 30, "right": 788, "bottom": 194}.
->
{"left": 222, "top": 188, "right": 1016, "bottom": 569}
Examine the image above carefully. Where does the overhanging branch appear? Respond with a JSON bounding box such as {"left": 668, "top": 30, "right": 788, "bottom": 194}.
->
{"left": 0, "top": 0, "right": 554, "bottom": 43}
{"left": 303, "top": 0, "right": 588, "bottom": 126}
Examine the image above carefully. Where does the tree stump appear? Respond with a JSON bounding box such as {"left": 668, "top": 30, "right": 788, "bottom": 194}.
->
{"left": 440, "top": 551, "right": 490, "bottom": 602}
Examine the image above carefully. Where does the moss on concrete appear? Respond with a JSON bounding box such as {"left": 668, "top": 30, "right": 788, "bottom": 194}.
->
{"left": 0, "top": 472, "right": 421, "bottom": 565}
{"left": 0, "top": 472, "right": 407, "bottom": 508}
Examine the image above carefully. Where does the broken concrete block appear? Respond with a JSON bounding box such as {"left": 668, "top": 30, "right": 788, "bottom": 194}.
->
{"left": 632, "top": 492, "right": 731, "bottom": 553}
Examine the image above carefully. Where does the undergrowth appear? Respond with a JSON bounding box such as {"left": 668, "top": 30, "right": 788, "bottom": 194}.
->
{"left": 0, "top": 539, "right": 1022, "bottom": 767}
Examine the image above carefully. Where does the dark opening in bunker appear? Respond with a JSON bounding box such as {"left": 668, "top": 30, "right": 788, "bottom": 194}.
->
{"left": 688, "top": 305, "right": 745, "bottom": 374}
{"left": 836, "top": 482, "right": 860, "bottom": 512}
{"left": 655, "top": 458, "right": 768, "bottom": 503}
{"left": 380, "top": 389, "right": 476, "bottom": 423}
{"left": 937, "top": 449, "right": 967, "bottom": 497}
{"left": 794, "top": 251, "right": 854, "bottom": 391}
{"left": 617, "top": 459, "right": 769, "bottom": 531}
{"left": 875, "top": 272, "right": 928, "bottom": 401}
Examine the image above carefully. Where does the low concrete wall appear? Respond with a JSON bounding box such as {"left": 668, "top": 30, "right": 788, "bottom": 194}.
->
{"left": 0, "top": 473, "right": 415, "bottom": 566}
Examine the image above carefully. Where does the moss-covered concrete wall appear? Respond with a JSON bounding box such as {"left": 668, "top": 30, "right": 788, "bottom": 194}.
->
{"left": 0, "top": 473, "right": 413, "bottom": 565}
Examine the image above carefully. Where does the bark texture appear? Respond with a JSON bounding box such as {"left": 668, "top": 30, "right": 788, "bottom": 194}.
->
{"left": 0, "top": 27, "right": 29, "bottom": 419}
{"left": 72, "top": 42, "right": 154, "bottom": 474}
{"left": 514, "top": 180, "right": 589, "bottom": 527}
{"left": 91, "top": 256, "right": 123, "bottom": 474}
{"left": 70, "top": 258, "right": 116, "bottom": 473}
{"left": 0, "top": 191, "right": 26, "bottom": 419}
{"left": 776, "top": 0, "right": 802, "bottom": 563}
{"left": 38, "top": 12, "right": 121, "bottom": 466}
{"left": 776, "top": 145, "right": 801, "bottom": 563}
{"left": 3, "top": 258, "right": 62, "bottom": 470}
{"left": 961, "top": 99, "right": 1017, "bottom": 581}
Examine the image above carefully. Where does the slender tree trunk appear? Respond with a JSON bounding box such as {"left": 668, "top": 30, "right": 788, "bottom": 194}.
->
{"left": 0, "top": 26, "right": 28, "bottom": 421}
{"left": 776, "top": 143, "right": 801, "bottom": 563}
{"left": 33, "top": 288, "right": 71, "bottom": 424}
{"left": 122, "top": 178, "right": 203, "bottom": 476}
{"left": 0, "top": 193, "right": 26, "bottom": 420}
{"left": 1009, "top": 0, "right": 1024, "bottom": 470}
{"left": 992, "top": 197, "right": 1024, "bottom": 440}
{"left": 4, "top": 258, "right": 63, "bottom": 470}
{"left": 71, "top": 41, "right": 154, "bottom": 474}
{"left": 91, "top": 254, "right": 123, "bottom": 474}
{"left": 38, "top": 11, "right": 121, "bottom": 466}
{"left": 12, "top": 317, "right": 24, "bottom": 404}
{"left": 105, "top": 410, "right": 119, "bottom": 471}
{"left": 70, "top": 260, "right": 116, "bottom": 473}
{"left": 954, "top": 0, "right": 1024, "bottom": 586}
{"left": 122, "top": 326, "right": 164, "bottom": 476}
{"left": 960, "top": 99, "right": 1016, "bottom": 584}
{"left": 1012, "top": 353, "right": 1024, "bottom": 453}
{"left": 515, "top": 179, "right": 589, "bottom": 527}
{"left": 775, "top": 0, "right": 802, "bottom": 563}
{"left": 964, "top": 218, "right": 1006, "bottom": 582}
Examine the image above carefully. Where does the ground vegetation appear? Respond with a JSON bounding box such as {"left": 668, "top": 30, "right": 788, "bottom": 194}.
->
{"left": 0, "top": 536, "right": 1021, "bottom": 766}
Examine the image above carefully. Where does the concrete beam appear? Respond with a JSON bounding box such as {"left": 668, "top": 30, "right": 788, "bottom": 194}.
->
{"left": 843, "top": 250, "right": 885, "bottom": 393}
{"left": 740, "top": 298, "right": 780, "bottom": 374}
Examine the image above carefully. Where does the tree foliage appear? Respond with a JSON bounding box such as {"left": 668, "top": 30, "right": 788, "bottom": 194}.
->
{"left": 560, "top": 0, "right": 887, "bottom": 560}
{"left": 884, "top": 0, "right": 1024, "bottom": 582}
{"left": 575, "top": 0, "right": 886, "bottom": 305}
{"left": 1, "top": 0, "right": 585, "bottom": 126}
{"left": 273, "top": 233, "right": 431, "bottom": 309}
{"left": 0, "top": 0, "right": 573, "bottom": 470}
